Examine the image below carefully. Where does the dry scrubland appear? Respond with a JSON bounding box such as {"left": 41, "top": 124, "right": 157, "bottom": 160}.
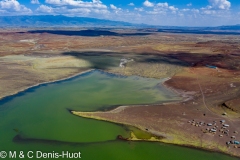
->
{"left": 1, "top": 29, "right": 240, "bottom": 157}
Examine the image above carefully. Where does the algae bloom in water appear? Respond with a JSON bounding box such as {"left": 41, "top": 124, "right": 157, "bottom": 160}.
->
{"left": 0, "top": 70, "right": 237, "bottom": 160}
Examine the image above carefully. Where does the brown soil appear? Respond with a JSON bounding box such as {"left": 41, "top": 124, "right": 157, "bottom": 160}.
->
{"left": 1, "top": 28, "right": 240, "bottom": 157}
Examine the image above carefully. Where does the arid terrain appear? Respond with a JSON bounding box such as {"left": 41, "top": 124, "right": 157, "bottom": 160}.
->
{"left": 1, "top": 28, "right": 240, "bottom": 157}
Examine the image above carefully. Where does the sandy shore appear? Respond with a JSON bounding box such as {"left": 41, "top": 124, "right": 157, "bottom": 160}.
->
{"left": 72, "top": 102, "right": 240, "bottom": 158}
{"left": 1, "top": 65, "right": 240, "bottom": 158}
{"left": 0, "top": 68, "right": 175, "bottom": 102}
{"left": 0, "top": 69, "right": 94, "bottom": 101}
{"left": 76, "top": 110, "right": 239, "bottom": 159}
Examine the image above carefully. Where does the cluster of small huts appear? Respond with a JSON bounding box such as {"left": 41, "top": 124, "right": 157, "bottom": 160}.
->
{"left": 188, "top": 119, "right": 240, "bottom": 148}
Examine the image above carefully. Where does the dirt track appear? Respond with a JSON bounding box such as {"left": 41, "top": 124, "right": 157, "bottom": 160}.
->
{"left": 1, "top": 29, "right": 240, "bottom": 157}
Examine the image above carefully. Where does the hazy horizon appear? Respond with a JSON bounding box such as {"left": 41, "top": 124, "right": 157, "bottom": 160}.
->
{"left": 0, "top": 0, "right": 239, "bottom": 27}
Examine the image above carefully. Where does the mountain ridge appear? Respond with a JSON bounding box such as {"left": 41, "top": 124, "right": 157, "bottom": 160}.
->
{"left": 0, "top": 15, "right": 134, "bottom": 27}
{"left": 0, "top": 15, "right": 240, "bottom": 30}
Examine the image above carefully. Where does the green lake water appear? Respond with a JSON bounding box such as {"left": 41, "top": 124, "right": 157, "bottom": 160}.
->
{"left": 0, "top": 70, "right": 237, "bottom": 160}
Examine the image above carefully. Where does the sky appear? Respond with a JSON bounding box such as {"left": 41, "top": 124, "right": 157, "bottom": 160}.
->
{"left": 0, "top": 0, "right": 239, "bottom": 26}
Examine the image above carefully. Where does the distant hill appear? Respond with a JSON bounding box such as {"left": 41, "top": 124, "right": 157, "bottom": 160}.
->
{"left": 149, "top": 25, "right": 240, "bottom": 31}
{"left": 0, "top": 15, "right": 239, "bottom": 32}
{"left": 0, "top": 15, "right": 134, "bottom": 27}
{"left": 208, "top": 25, "right": 240, "bottom": 30}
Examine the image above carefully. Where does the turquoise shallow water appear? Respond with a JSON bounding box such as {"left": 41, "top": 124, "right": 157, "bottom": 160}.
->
{"left": 0, "top": 70, "right": 237, "bottom": 160}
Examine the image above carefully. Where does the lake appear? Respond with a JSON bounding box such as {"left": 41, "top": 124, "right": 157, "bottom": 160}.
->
{"left": 0, "top": 70, "right": 237, "bottom": 160}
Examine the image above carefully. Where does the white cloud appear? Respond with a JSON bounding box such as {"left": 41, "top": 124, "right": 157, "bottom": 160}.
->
{"left": 0, "top": 0, "right": 236, "bottom": 26}
{"left": 149, "top": 3, "right": 178, "bottom": 15}
{"left": 64, "top": 7, "right": 91, "bottom": 15}
{"left": 36, "top": 4, "right": 99, "bottom": 15}
{"left": 35, "top": 0, "right": 110, "bottom": 17}
{"left": 134, "top": 7, "right": 144, "bottom": 12}
{"left": 36, "top": 5, "right": 53, "bottom": 13}
{"left": 110, "top": 4, "right": 117, "bottom": 10}
{"left": 143, "top": 0, "right": 154, "bottom": 7}
{"left": 199, "top": 0, "right": 230, "bottom": 16}
{"left": 202, "top": 10, "right": 216, "bottom": 14}
{"left": 45, "top": 0, "right": 107, "bottom": 9}
{"left": 208, "top": 0, "right": 231, "bottom": 10}
{"left": 128, "top": 3, "right": 134, "bottom": 6}
{"left": 0, "top": 0, "right": 32, "bottom": 13}
{"left": 168, "top": 6, "right": 178, "bottom": 14}
{"left": 31, "top": 0, "right": 40, "bottom": 4}
{"left": 182, "top": 8, "right": 190, "bottom": 12}
{"left": 110, "top": 4, "right": 122, "bottom": 13}
{"left": 181, "top": 8, "right": 199, "bottom": 14}
{"left": 169, "top": 6, "right": 178, "bottom": 12}
{"left": 40, "top": 0, "right": 110, "bottom": 17}
{"left": 191, "top": 9, "right": 199, "bottom": 13}
{"left": 156, "top": 2, "right": 168, "bottom": 8}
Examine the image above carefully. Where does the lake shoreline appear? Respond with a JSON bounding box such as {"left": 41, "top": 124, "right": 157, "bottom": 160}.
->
{"left": 1, "top": 68, "right": 238, "bottom": 158}
{"left": 0, "top": 69, "right": 182, "bottom": 104}
{"left": 0, "top": 69, "right": 94, "bottom": 102}
{"left": 72, "top": 108, "right": 240, "bottom": 159}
